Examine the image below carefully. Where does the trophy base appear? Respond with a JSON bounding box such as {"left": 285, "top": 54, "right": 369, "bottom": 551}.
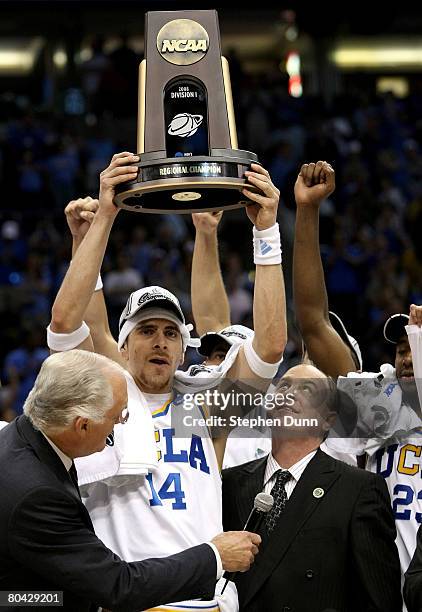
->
{"left": 114, "top": 149, "right": 259, "bottom": 214}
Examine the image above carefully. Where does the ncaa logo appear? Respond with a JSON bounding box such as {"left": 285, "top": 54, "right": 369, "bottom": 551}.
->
{"left": 168, "top": 113, "right": 203, "bottom": 138}
{"left": 157, "top": 19, "right": 209, "bottom": 65}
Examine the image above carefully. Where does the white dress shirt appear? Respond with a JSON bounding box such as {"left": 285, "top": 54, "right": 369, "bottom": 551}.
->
{"left": 263, "top": 449, "right": 318, "bottom": 498}
{"left": 42, "top": 433, "right": 73, "bottom": 472}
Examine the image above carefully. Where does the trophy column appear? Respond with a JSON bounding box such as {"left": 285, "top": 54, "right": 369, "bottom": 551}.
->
{"left": 114, "top": 10, "right": 258, "bottom": 214}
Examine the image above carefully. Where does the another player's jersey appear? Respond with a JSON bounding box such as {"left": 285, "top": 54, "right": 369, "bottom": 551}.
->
{"left": 84, "top": 391, "right": 221, "bottom": 557}
{"left": 326, "top": 347, "right": 422, "bottom": 580}
{"left": 83, "top": 391, "right": 222, "bottom": 610}
{"left": 366, "top": 432, "right": 422, "bottom": 574}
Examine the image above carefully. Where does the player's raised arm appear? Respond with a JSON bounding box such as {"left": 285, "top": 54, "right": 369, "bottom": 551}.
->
{"left": 49, "top": 153, "right": 138, "bottom": 358}
{"left": 293, "top": 161, "right": 358, "bottom": 376}
{"left": 63, "top": 196, "right": 119, "bottom": 361}
{"left": 64, "top": 196, "right": 127, "bottom": 363}
{"left": 191, "top": 211, "right": 231, "bottom": 335}
{"left": 227, "top": 164, "right": 286, "bottom": 385}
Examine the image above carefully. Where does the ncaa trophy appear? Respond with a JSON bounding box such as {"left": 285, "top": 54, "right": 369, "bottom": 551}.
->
{"left": 114, "top": 10, "right": 259, "bottom": 214}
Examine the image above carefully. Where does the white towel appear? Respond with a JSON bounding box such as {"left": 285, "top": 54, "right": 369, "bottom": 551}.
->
{"left": 327, "top": 361, "right": 421, "bottom": 457}
{"left": 174, "top": 343, "right": 242, "bottom": 393}
{"left": 77, "top": 344, "right": 244, "bottom": 490}
{"left": 76, "top": 371, "right": 158, "bottom": 488}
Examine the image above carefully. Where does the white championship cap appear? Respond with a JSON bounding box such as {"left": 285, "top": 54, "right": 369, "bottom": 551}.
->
{"left": 197, "top": 324, "right": 254, "bottom": 357}
{"left": 118, "top": 286, "right": 199, "bottom": 351}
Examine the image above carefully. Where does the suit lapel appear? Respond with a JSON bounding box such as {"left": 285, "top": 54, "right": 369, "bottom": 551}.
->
{"left": 236, "top": 457, "right": 268, "bottom": 527}
{"left": 243, "top": 449, "right": 340, "bottom": 606}
{"left": 17, "top": 416, "right": 94, "bottom": 530}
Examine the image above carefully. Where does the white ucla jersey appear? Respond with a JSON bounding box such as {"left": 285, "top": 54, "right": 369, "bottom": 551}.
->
{"left": 84, "top": 390, "right": 222, "bottom": 611}
{"left": 365, "top": 432, "right": 422, "bottom": 575}
{"left": 325, "top": 328, "right": 422, "bottom": 590}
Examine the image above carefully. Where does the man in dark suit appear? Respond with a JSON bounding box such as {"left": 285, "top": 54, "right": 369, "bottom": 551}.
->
{"left": 222, "top": 363, "right": 402, "bottom": 612}
{"left": 404, "top": 524, "right": 422, "bottom": 611}
{"left": 0, "top": 350, "right": 260, "bottom": 612}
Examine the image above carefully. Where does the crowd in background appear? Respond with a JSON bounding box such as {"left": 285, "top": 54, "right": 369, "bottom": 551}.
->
{"left": 1, "top": 39, "right": 421, "bottom": 419}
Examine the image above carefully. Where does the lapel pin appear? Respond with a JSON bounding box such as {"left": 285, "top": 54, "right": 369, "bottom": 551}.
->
{"left": 313, "top": 487, "right": 324, "bottom": 499}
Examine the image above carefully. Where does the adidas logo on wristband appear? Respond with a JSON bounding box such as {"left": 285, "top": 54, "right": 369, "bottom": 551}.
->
{"left": 260, "top": 240, "right": 272, "bottom": 255}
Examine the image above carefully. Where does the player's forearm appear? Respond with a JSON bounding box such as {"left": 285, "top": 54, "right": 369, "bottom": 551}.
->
{"left": 252, "top": 263, "right": 286, "bottom": 363}
{"left": 51, "top": 213, "right": 115, "bottom": 333}
{"left": 84, "top": 290, "right": 110, "bottom": 334}
{"left": 84, "top": 290, "right": 123, "bottom": 363}
{"left": 71, "top": 234, "right": 83, "bottom": 258}
{"left": 69, "top": 225, "right": 115, "bottom": 351}
{"left": 293, "top": 205, "right": 329, "bottom": 334}
{"left": 191, "top": 231, "right": 231, "bottom": 335}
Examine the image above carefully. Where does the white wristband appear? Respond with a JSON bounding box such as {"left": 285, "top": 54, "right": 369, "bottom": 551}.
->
{"left": 95, "top": 273, "right": 103, "bottom": 291}
{"left": 243, "top": 337, "right": 282, "bottom": 379}
{"left": 253, "top": 223, "right": 282, "bottom": 265}
{"left": 47, "top": 322, "right": 90, "bottom": 351}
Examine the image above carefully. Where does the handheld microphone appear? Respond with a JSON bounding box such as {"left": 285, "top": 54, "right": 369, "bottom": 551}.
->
{"left": 220, "top": 492, "right": 273, "bottom": 594}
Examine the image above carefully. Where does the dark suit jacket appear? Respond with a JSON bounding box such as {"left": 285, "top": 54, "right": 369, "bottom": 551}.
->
{"left": 404, "top": 524, "right": 422, "bottom": 611}
{"left": 223, "top": 449, "right": 402, "bottom": 612}
{"left": 0, "top": 416, "right": 217, "bottom": 612}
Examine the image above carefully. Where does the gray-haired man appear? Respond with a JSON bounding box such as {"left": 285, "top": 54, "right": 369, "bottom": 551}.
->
{"left": 0, "top": 350, "right": 260, "bottom": 612}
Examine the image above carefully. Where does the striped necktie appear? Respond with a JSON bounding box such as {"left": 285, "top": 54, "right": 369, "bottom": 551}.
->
{"left": 265, "top": 469, "right": 291, "bottom": 533}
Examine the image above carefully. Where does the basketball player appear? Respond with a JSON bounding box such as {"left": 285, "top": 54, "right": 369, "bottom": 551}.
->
{"left": 49, "top": 152, "right": 287, "bottom": 611}
{"left": 293, "top": 161, "right": 422, "bottom": 608}
{"left": 325, "top": 307, "right": 422, "bottom": 584}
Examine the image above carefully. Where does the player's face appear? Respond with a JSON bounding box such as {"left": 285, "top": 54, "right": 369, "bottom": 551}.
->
{"left": 395, "top": 336, "right": 414, "bottom": 388}
{"left": 81, "top": 373, "right": 128, "bottom": 455}
{"left": 122, "top": 318, "right": 183, "bottom": 393}
{"left": 204, "top": 342, "right": 230, "bottom": 366}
